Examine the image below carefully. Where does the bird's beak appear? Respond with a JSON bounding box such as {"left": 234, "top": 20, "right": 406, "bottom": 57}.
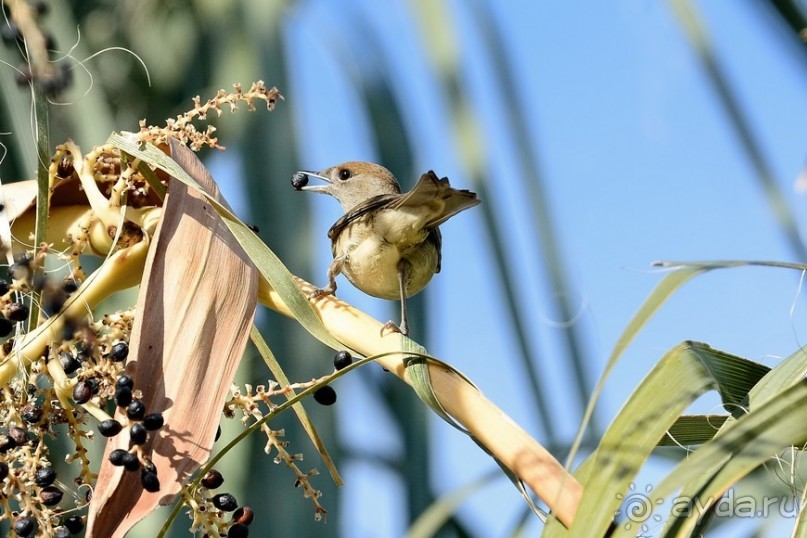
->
{"left": 292, "top": 170, "right": 332, "bottom": 193}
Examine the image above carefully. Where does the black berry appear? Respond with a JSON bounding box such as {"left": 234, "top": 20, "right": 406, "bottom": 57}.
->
{"left": 122, "top": 452, "right": 140, "bottom": 471}
{"left": 212, "top": 493, "right": 238, "bottom": 512}
{"left": 232, "top": 506, "right": 255, "bottom": 525}
{"left": 0, "top": 279, "right": 9, "bottom": 295}
{"left": 115, "top": 386, "right": 133, "bottom": 407}
{"left": 13, "top": 515, "right": 36, "bottom": 537}
{"left": 40, "top": 485, "right": 63, "bottom": 506}
{"left": 141, "top": 470, "right": 160, "bottom": 492}
{"left": 228, "top": 523, "right": 250, "bottom": 538}
{"left": 34, "top": 466, "right": 56, "bottom": 486}
{"left": 109, "top": 448, "right": 128, "bottom": 466}
{"left": 0, "top": 433, "right": 17, "bottom": 452}
{"left": 8, "top": 426, "right": 27, "bottom": 446}
{"left": 201, "top": 469, "right": 224, "bottom": 489}
{"left": 143, "top": 413, "right": 164, "bottom": 430}
{"left": 0, "top": 22, "right": 21, "bottom": 42}
{"left": 21, "top": 403, "right": 43, "bottom": 424}
{"left": 108, "top": 342, "right": 129, "bottom": 362}
{"left": 53, "top": 527, "right": 71, "bottom": 538}
{"left": 98, "top": 419, "right": 122, "bottom": 437}
{"left": 7, "top": 302, "right": 28, "bottom": 322}
{"left": 72, "top": 381, "right": 93, "bottom": 404}
{"left": 333, "top": 350, "right": 353, "bottom": 370}
{"left": 313, "top": 386, "right": 337, "bottom": 406}
{"left": 130, "top": 423, "right": 147, "bottom": 445}
{"left": 59, "top": 352, "right": 80, "bottom": 374}
{"left": 64, "top": 515, "right": 84, "bottom": 534}
{"left": 63, "top": 277, "right": 80, "bottom": 293}
{"left": 0, "top": 461, "right": 8, "bottom": 480}
{"left": 0, "top": 318, "right": 12, "bottom": 337}
{"left": 291, "top": 171, "right": 309, "bottom": 190}
{"left": 127, "top": 399, "right": 146, "bottom": 420}
{"left": 116, "top": 375, "right": 134, "bottom": 390}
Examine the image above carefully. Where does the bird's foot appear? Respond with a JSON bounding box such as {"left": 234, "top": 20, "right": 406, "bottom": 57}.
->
{"left": 308, "top": 287, "right": 335, "bottom": 300}
{"left": 380, "top": 320, "right": 408, "bottom": 337}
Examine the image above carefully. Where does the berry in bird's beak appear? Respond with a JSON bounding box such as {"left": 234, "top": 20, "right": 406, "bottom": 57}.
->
{"left": 291, "top": 171, "right": 309, "bottom": 190}
{"left": 293, "top": 170, "right": 332, "bottom": 193}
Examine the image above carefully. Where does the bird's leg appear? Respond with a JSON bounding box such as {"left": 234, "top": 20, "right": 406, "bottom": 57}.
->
{"left": 309, "top": 255, "right": 346, "bottom": 298}
{"left": 381, "top": 261, "right": 409, "bottom": 336}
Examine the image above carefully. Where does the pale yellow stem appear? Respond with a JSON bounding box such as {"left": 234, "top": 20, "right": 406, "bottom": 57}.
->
{"left": 257, "top": 277, "right": 581, "bottom": 527}
{"left": 0, "top": 238, "right": 150, "bottom": 386}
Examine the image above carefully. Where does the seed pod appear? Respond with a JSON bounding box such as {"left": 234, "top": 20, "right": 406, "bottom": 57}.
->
{"left": 40, "top": 485, "right": 63, "bottom": 506}
{"left": 109, "top": 449, "right": 128, "bottom": 466}
{"left": 108, "top": 342, "right": 129, "bottom": 362}
{"left": 333, "top": 350, "right": 353, "bottom": 370}
{"left": 313, "top": 386, "right": 337, "bottom": 406}
{"left": 201, "top": 469, "right": 224, "bottom": 489}
{"left": 21, "top": 403, "right": 43, "bottom": 424}
{"left": 232, "top": 506, "right": 254, "bottom": 526}
{"left": 72, "top": 381, "right": 93, "bottom": 404}
{"left": 127, "top": 399, "right": 146, "bottom": 420}
{"left": 130, "top": 423, "right": 147, "bottom": 445}
{"left": 212, "top": 493, "right": 238, "bottom": 512}
{"left": 13, "top": 515, "right": 36, "bottom": 537}
{"left": 34, "top": 467, "right": 56, "bottom": 486}
{"left": 98, "top": 419, "right": 123, "bottom": 437}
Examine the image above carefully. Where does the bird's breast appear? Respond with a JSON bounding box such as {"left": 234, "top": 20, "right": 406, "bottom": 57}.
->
{"left": 333, "top": 219, "right": 438, "bottom": 300}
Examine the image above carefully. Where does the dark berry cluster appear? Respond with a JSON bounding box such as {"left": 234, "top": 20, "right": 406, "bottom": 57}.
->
{"left": 197, "top": 468, "right": 255, "bottom": 537}
{"left": 310, "top": 350, "right": 353, "bottom": 406}
{"left": 1, "top": 0, "right": 73, "bottom": 96}
{"left": 105, "top": 374, "right": 165, "bottom": 492}
{"left": 0, "top": 252, "right": 85, "bottom": 340}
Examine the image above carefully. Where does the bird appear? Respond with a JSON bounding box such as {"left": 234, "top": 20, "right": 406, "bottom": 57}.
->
{"left": 292, "top": 161, "right": 479, "bottom": 336}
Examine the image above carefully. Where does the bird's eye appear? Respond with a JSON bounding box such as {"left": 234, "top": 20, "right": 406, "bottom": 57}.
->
{"left": 338, "top": 169, "right": 351, "bottom": 181}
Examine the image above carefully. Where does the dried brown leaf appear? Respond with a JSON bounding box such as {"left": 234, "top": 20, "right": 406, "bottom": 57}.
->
{"left": 86, "top": 140, "right": 258, "bottom": 537}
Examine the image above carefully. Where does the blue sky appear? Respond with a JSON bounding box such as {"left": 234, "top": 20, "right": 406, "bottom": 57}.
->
{"left": 214, "top": 1, "right": 807, "bottom": 535}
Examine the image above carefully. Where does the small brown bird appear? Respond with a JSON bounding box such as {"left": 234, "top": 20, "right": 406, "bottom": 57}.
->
{"left": 292, "top": 161, "right": 479, "bottom": 335}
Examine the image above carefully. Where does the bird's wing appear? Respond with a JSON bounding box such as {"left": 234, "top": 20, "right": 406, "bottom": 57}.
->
{"left": 429, "top": 227, "right": 443, "bottom": 273}
{"left": 390, "top": 171, "right": 480, "bottom": 230}
{"left": 327, "top": 193, "right": 398, "bottom": 244}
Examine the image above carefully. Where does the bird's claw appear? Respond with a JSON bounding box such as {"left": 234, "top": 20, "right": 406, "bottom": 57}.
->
{"left": 380, "top": 320, "right": 408, "bottom": 337}
{"left": 308, "top": 287, "right": 335, "bottom": 300}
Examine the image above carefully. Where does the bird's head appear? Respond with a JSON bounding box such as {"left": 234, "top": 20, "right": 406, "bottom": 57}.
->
{"left": 292, "top": 161, "right": 401, "bottom": 211}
